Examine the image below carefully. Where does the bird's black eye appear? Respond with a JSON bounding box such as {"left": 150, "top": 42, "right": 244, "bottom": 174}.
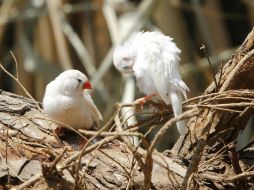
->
{"left": 77, "top": 79, "right": 82, "bottom": 83}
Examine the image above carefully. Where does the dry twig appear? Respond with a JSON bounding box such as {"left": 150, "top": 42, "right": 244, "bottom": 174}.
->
{"left": 0, "top": 54, "right": 41, "bottom": 110}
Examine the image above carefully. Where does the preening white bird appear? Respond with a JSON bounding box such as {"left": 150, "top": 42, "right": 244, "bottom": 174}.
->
{"left": 42, "top": 70, "right": 103, "bottom": 130}
{"left": 113, "top": 31, "right": 189, "bottom": 135}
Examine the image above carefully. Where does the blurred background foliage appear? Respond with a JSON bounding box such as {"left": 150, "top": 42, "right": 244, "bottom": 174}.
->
{"left": 0, "top": 0, "right": 253, "bottom": 149}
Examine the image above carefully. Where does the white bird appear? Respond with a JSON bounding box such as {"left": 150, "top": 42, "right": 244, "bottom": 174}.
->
{"left": 42, "top": 69, "right": 103, "bottom": 130}
{"left": 113, "top": 31, "right": 189, "bottom": 135}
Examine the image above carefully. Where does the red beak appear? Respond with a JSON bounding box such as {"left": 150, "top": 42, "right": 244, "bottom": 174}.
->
{"left": 83, "top": 80, "right": 92, "bottom": 89}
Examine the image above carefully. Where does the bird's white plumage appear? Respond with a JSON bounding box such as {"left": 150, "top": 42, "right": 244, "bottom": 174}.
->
{"left": 113, "top": 31, "right": 189, "bottom": 135}
{"left": 42, "top": 70, "right": 103, "bottom": 130}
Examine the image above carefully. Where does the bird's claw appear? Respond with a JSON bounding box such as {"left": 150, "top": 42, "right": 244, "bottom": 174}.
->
{"left": 134, "top": 98, "right": 146, "bottom": 110}
{"left": 134, "top": 94, "right": 157, "bottom": 109}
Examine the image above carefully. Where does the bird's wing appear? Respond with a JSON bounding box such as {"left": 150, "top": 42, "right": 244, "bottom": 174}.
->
{"left": 134, "top": 34, "right": 188, "bottom": 105}
{"left": 83, "top": 92, "right": 103, "bottom": 127}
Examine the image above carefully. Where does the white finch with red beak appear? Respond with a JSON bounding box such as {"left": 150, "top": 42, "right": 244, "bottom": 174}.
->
{"left": 43, "top": 70, "right": 103, "bottom": 130}
{"left": 113, "top": 31, "right": 189, "bottom": 135}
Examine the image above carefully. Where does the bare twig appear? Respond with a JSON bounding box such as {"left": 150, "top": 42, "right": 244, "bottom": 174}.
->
{"left": 185, "top": 104, "right": 242, "bottom": 113}
{"left": 198, "top": 142, "right": 230, "bottom": 169}
{"left": 200, "top": 44, "right": 218, "bottom": 91}
{"left": 57, "top": 110, "right": 118, "bottom": 171}
{"left": 114, "top": 107, "right": 145, "bottom": 170}
{"left": 99, "top": 149, "right": 132, "bottom": 179}
{"left": 186, "top": 173, "right": 195, "bottom": 190}
{"left": 79, "top": 130, "right": 144, "bottom": 138}
{"left": 10, "top": 51, "right": 18, "bottom": 79}
{"left": 148, "top": 109, "right": 199, "bottom": 155}
{"left": 225, "top": 171, "right": 254, "bottom": 182}
{"left": 126, "top": 159, "right": 137, "bottom": 190}
{"left": 228, "top": 143, "right": 245, "bottom": 189}
{"left": 218, "top": 59, "right": 224, "bottom": 89}
{"left": 201, "top": 171, "right": 254, "bottom": 183}
{"left": 46, "top": 148, "right": 67, "bottom": 174}
{"left": 11, "top": 173, "right": 43, "bottom": 190}
{"left": 145, "top": 109, "right": 199, "bottom": 190}
{"left": 0, "top": 62, "right": 41, "bottom": 110}
{"left": 72, "top": 113, "right": 117, "bottom": 189}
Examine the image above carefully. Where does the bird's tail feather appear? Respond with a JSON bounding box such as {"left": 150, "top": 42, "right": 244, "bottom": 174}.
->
{"left": 170, "top": 91, "right": 186, "bottom": 135}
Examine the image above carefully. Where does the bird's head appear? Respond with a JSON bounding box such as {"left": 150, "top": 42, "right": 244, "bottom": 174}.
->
{"left": 56, "top": 70, "right": 92, "bottom": 95}
{"left": 113, "top": 43, "right": 137, "bottom": 74}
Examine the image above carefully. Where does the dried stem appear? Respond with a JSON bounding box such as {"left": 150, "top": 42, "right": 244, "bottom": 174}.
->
{"left": 0, "top": 62, "right": 41, "bottom": 110}
{"left": 200, "top": 44, "right": 218, "bottom": 91}
{"left": 11, "top": 173, "right": 43, "bottom": 190}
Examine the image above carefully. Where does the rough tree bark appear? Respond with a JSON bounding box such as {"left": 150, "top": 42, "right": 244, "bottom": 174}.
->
{"left": 174, "top": 27, "right": 254, "bottom": 189}
{"left": 0, "top": 90, "right": 186, "bottom": 189}
{"left": 0, "top": 28, "right": 254, "bottom": 190}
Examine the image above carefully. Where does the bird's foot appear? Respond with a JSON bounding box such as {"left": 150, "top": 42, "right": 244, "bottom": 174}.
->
{"left": 134, "top": 98, "right": 145, "bottom": 109}
{"left": 134, "top": 94, "right": 157, "bottom": 109}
